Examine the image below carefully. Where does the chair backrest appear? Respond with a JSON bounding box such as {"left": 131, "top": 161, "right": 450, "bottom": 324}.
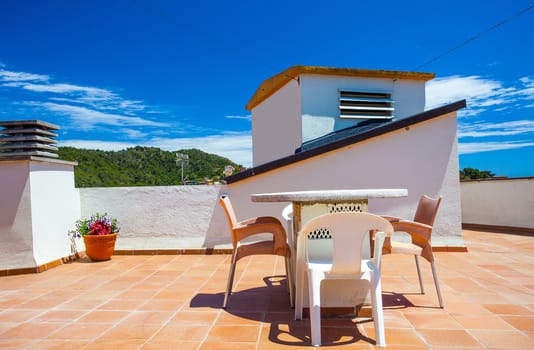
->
{"left": 219, "top": 195, "right": 239, "bottom": 246}
{"left": 282, "top": 204, "right": 294, "bottom": 247}
{"left": 282, "top": 204, "right": 293, "bottom": 221}
{"left": 298, "top": 212, "right": 393, "bottom": 276}
{"left": 413, "top": 195, "right": 442, "bottom": 226}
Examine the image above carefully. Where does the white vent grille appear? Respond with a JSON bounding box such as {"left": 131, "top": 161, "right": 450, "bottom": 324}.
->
{"left": 339, "top": 90, "right": 394, "bottom": 119}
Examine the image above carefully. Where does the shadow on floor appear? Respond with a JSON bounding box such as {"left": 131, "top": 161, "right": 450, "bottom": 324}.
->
{"left": 190, "top": 275, "right": 399, "bottom": 347}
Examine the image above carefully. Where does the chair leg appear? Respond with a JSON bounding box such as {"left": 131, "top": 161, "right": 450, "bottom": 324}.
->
{"left": 294, "top": 256, "right": 304, "bottom": 320}
{"left": 308, "top": 269, "right": 322, "bottom": 346}
{"left": 285, "top": 256, "right": 294, "bottom": 308}
{"left": 370, "top": 271, "right": 386, "bottom": 347}
{"left": 414, "top": 255, "right": 424, "bottom": 294}
{"left": 431, "top": 261, "right": 444, "bottom": 308}
{"left": 223, "top": 254, "right": 238, "bottom": 309}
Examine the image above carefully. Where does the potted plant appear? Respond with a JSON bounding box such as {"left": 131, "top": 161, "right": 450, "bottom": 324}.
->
{"left": 69, "top": 213, "right": 119, "bottom": 261}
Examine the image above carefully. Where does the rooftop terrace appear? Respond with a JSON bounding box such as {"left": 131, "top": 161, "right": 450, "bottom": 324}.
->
{"left": 0, "top": 228, "right": 533, "bottom": 349}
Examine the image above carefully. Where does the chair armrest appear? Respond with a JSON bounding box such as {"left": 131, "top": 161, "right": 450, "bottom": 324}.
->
{"left": 391, "top": 220, "right": 435, "bottom": 262}
{"left": 233, "top": 222, "right": 288, "bottom": 255}
{"left": 392, "top": 220, "right": 432, "bottom": 242}
{"left": 381, "top": 215, "right": 402, "bottom": 223}
{"left": 238, "top": 216, "right": 282, "bottom": 226}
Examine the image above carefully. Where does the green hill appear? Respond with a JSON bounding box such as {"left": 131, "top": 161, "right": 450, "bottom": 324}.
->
{"left": 58, "top": 146, "right": 242, "bottom": 187}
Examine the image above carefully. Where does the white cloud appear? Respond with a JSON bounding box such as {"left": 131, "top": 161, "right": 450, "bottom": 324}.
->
{"left": 61, "top": 132, "right": 253, "bottom": 167}
{"left": 1, "top": 68, "right": 150, "bottom": 116}
{"left": 426, "top": 75, "right": 534, "bottom": 117}
{"left": 21, "top": 82, "right": 111, "bottom": 95}
{"left": 0, "top": 69, "right": 49, "bottom": 83}
{"left": 224, "top": 114, "right": 252, "bottom": 121}
{"left": 458, "top": 120, "right": 534, "bottom": 138}
{"left": 459, "top": 141, "right": 534, "bottom": 154}
{"left": 61, "top": 140, "right": 136, "bottom": 151}
{"left": 426, "top": 75, "right": 501, "bottom": 110}
{"left": 148, "top": 133, "right": 252, "bottom": 167}
{"left": 120, "top": 128, "right": 147, "bottom": 138}
{"left": 40, "top": 103, "right": 167, "bottom": 129}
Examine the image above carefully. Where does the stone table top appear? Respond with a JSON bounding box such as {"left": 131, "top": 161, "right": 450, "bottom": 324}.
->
{"left": 251, "top": 188, "right": 408, "bottom": 203}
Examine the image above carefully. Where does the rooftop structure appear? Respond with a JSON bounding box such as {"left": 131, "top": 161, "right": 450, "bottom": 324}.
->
{"left": 247, "top": 66, "right": 436, "bottom": 167}
{"left": 0, "top": 120, "right": 60, "bottom": 160}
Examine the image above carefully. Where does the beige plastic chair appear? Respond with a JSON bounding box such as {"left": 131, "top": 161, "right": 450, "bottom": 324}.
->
{"left": 294, "top": 212, "right": 393, "bottom": 347}
{"left": 219, "top": 195, "right": 294, "bottom": 308}
{"left": 382, "top": 195, "right": 444, "bottom": 308}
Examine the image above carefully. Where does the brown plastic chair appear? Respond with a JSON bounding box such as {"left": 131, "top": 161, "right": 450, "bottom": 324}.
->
{"left": 382, "top": 195, "right": 444, "bottom": 308}
{"left": 219, "top": 194, "right": 294, "bottom": 308}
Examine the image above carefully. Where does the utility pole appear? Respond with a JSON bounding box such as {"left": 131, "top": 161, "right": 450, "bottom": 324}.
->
{"left": 175, "top": 153, "right": 189, "bottom": 185}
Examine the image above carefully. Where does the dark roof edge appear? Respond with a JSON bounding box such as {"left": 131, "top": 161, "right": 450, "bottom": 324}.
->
{"left": 224, "top": 100, "right": 466, "bottom": 184}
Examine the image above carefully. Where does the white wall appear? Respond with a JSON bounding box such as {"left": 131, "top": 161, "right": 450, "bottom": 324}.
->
{"left": 79, "top": 185, "right": 227, "bottom": 249}
{"left": 0, "top": 159, "right": 78, "bottom": 270}
{"left": 300, "top": 74, "right": 427, "bottom": 142}
{"left": 0, "top": 161, "right": 35, "bottom": 269}
{"left": 30, "top": 161, "right": 80, "bottom": 266}
{"left": 461, "top": 178, "right": 534, "bottom": 229}
{"left": 251, "top": 73, "right": 427, "bottom": 166}
{"left": 252, "top": 79, "right": 301, "bottom": 166}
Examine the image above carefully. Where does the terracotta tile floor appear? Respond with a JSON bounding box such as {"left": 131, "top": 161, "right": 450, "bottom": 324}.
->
{"left": 0, "top": 229, "right": 533, "bottom": 349}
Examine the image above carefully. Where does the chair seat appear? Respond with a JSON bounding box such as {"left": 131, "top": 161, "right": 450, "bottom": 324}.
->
{"left": 308, "top": 259, "right": 375, "bottom": 278}
{"left": 236, "top": 240, "right": 289, "bottom": 260}
{"left": 390, "top": 241, "right": 423, "bottom": 256}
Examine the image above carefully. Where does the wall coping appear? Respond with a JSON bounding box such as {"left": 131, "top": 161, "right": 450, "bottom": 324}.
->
{"left": 0, "top": 156, "right": 77, "bottom": 166}
{"left": 460, "top": 176, "right": 533, "bottom": 182}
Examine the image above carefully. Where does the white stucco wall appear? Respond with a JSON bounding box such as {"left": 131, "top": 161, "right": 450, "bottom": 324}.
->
{"left": 0, "top": 159, "right": 78, "bottom": 270}
{"left": 29, "top": 161, "right": 80, "bottom": 266}
{"left": 461, "top": 178, "right": 534, "bottom": 229}
{"left": 0, "top": 161, "right": 35, "bottom": 269}
{"left": 251, "top": 73, "right": 427, "bottom": 165}
{"left": 79, "top": 185, "right": 226, "bottom": 250}
{"left": 252, "top": 79, "right": 301, "bottom": 166}
{"left": 299, "top": 74, "right": 426, "bottom": 142}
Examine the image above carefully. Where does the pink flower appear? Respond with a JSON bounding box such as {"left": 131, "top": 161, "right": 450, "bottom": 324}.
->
{"left": 90, "top": 221, "right": 112, "bottom": 236}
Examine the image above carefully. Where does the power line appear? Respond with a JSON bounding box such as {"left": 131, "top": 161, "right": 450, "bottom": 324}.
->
{"left": 414, "top": 3, "right": 534, "bottom": 70}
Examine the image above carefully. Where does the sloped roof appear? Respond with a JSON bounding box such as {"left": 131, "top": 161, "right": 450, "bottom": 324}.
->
{"left": 246, "top": 65, "right": 435, "bottom": 110}
{"left": 224, "top": 100, "right": 466, "bottom": 184}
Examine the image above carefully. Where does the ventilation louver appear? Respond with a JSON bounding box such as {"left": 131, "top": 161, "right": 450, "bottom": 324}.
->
{"left": 339, "top": 90, "right": 394, "bottom": 119}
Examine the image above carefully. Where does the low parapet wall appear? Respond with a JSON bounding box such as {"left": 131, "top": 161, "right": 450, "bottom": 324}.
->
{"left": 461, "top": 177, "right": 534, "bottom": 232}
{"left": 79, "top": 185, "right": 230, "bottom": 251}
{"left": 3, "top": 172, "right": 532, "bottom": 273}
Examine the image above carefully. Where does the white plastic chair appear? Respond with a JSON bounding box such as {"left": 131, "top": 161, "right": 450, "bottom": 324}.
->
{"left": 294, "top": 212, "right": 393, "bottom": 347}
{"left": 282, "top": 204, "right": 294, "bottom": 248}
{"left": 281, "top": 204, "right": 296, "bottom": 298}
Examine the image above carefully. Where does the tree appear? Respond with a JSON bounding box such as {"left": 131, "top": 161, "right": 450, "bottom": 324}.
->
{"left": 459, "top": 167, "right": 495, "bottom": 180}
{"left": 57, "top": 146, "right": 242, "bottom": 187}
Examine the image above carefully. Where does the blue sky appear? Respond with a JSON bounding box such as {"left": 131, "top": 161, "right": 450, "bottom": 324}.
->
{"left": 1, "top": 0, "right": 533, "bottom": 176}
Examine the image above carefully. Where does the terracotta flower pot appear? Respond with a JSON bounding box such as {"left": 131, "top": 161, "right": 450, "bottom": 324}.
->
{"left": 83, "top": 233, "right": 118, "bottom": 261}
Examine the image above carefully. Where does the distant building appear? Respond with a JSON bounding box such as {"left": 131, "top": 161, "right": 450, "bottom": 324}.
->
{"left": 223, "top": 165, "right": 235, "bottom": 177}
